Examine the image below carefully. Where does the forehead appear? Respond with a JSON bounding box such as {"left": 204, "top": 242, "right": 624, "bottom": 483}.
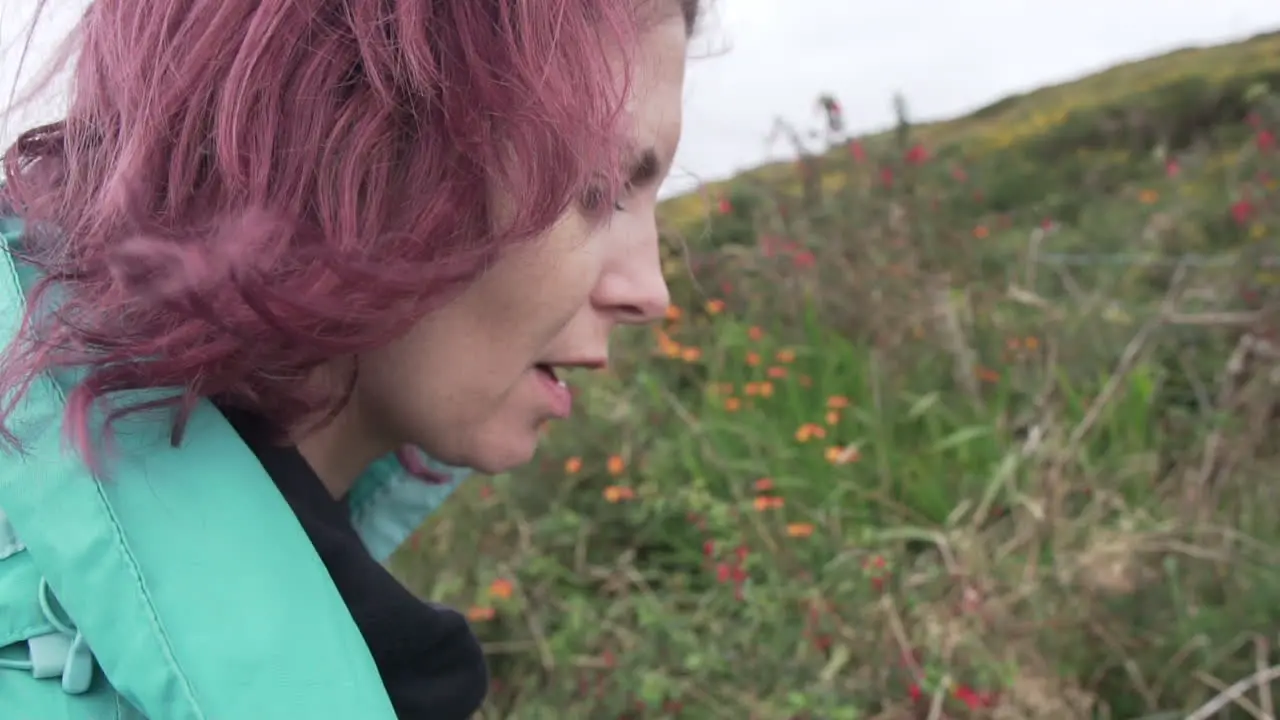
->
{"left": 625, "top": 17, "right": 688, "bottom": 159}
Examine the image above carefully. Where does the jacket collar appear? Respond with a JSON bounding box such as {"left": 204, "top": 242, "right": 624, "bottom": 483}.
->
{"left": 0, "top": 217, "right": 470, "bottom": 718}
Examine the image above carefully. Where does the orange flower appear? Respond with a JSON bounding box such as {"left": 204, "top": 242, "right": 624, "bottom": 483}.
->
{"left": 467, "top": 606, "right": 495, "bottom": 622}
{"left": 748, "top": 326, "right": 764, "bottom": 341}
{"left": 754, "top": 477, "right": 774, "bottom": 492}
{"left": 786, "top": 523, "right": 815, "bottom": 538}
{"left": 564, "top": 457, "right": 583, "bottom": 474}
{"left": 767, "top": 366, "right": 787, "bottom": 379}
{"left": 724, "top": 397, "right": 741, "bottom": 412}
{"left": 1138, "top": 188, "right": 1159, "bottom": 205}
{"left": 744, "top": 382, "right": 760, "bottom": 397}
{"left": 753, "top": 496, "right": 784, "bottom": 511}
{"left": 705, "top": 299, "right": 725, "bottom": 315}
{"left": 825, "top": 410, "right": 839, "bottom": 425}
{"left": 1025, "top": 336, "right": 1039, "bottom": 350}
{"left": 973, "top": 225, "right": 989, "bottom": 239}
{"left": 664, "top": 304, "right": 682, "bottom": 322}
{"left": 488, "top": 578, "right": 514, "bottom": 600}
{"left": 795, "top": 423, "right": 826, "bottom": 443}
{"left": 775, "top": 348, "right": 796, "bottom": 363}
{"left": 603, "top": 485, "right": 635, "bottom": 503}
{"left": 825, "top": 444, "right": 860, "bottom": 464}
{"left": 826, "top": 395, "right": 850, "bottom": 409}
{"left": 975, "top": 366, "right": 1000, "bottom": 383}
{"left": 759, "top": 381, "right": 774, "bottom": 398}
{"left": 607, "top": 455, "right": 625, "bottom": 475}
{"left": 680, "top": 346, "right": 702, "bottom": 362}
{"left": 746, "top": 351, "right": 761, "bottom": 367}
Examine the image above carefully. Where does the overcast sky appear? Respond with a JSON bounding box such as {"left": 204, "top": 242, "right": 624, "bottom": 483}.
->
{"left": 6, "top": 0, "right": 1280, "bottom": 198}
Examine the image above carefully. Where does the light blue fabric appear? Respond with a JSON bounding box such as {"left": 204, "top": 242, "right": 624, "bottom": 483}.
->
{"left": 0, "top": 216, "right": 471, "bottom": 718}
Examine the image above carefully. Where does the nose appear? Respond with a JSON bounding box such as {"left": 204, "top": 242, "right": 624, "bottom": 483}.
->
{"left": 594, "top": 230, "right": 671, "bottom": 325}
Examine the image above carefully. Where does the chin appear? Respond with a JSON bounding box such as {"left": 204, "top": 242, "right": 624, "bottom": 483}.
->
{"left": 460, "top": 434, "right": 541, "bottom": 476}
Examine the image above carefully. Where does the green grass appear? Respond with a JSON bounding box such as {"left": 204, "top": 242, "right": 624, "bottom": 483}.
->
{"left": 394, "top": 31, "right": 1280, "bottom": 719}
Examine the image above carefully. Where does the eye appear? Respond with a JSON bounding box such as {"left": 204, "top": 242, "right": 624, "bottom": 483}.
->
{"left": 581, "top": 184, "right": 629, "bottom": 215}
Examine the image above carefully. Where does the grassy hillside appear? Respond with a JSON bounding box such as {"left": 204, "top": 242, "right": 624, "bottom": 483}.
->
{"left": 403, "top": 31, "right": 1280, "bottom": 719}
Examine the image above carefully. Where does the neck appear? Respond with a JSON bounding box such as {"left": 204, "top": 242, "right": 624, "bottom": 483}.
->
{"left": 294, "top": 404, "right": 395, "bottom": 499}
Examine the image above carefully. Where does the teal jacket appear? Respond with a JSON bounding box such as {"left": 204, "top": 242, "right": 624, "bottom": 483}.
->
{"left": 0, "top": 217, "right": 471, "bottom": 718}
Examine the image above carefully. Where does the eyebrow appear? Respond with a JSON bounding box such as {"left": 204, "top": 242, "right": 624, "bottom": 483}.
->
{"left": 627, "top": 147, "right": 662, "bottom": 187}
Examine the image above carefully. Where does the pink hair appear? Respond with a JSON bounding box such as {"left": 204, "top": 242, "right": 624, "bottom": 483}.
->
{"left": 0, "top": 0, "right": 700, "bottom": 470}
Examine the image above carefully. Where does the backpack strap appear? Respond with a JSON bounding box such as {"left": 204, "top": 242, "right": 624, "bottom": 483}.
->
{"left": 0, "top": 218, "right": 398, "bottom": 719}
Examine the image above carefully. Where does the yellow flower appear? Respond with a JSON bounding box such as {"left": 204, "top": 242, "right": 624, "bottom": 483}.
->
{"left": 759, "top": 381, "right": 774, "bottom": 398}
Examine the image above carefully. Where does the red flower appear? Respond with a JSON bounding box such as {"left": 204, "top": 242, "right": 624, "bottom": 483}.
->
{"left": 904, "top": 143, "right": 928, "bottom": 166}
{"left": 717, "top": 196, "right": 732, "bottom": 215}
{"left": 1258, "top": 129, "right": 1276, "bottom": 153}
{"left": 1232, "top": 199, "right": 1254, "bottom": 225}
{"left": 1165, "top": 160, "right": 1180, "bottom": 177}
{"left": 879, "top": 166, "right": 894, "bottom": 187}
{"left": 849, "top": 140, "right": 867, "bottom": 162}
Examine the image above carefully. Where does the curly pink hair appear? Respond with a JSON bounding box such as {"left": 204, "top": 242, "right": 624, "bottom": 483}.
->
{"left": 0, "top": 0, "right": 700, "bottom": 468}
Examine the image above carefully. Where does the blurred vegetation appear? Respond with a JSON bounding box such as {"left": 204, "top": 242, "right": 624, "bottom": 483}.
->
{"left": 396, "top": 29, "right": 1280, "bottom": 719}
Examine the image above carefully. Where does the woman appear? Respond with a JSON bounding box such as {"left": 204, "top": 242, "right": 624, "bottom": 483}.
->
{"left": 0, "top": 0, "right": 699, "bottom": 717}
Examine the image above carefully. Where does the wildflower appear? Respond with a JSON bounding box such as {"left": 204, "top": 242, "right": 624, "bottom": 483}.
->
{"left": 1024, "top": 335, "right": 1039, "bottom": 350}
{"left": 975, "top": 366, "right": 1000, "bottom": 383}
{"left": 754, "top": 477, "right": 774, "bottom": 492}
{"left": 1138, "top": 188, "right": 1159, "bottom": 204}
{"left": 715, "top": 563, "right": 731, "bottom": 583}
{"left": 467, "top": 607, "right": 495, "bottom": 622}
{"left": 825, "top": 410, "right": 839, "bottom": 425}
{"left": 488, "top": 578, "right": 514, "bottom": 600}
{"left": 746, "top": 351, "right": 761, "bottom": 367}
{"left": 1232, "top": 199, "right": 1254, "bottom": 226}
{"left": 848, "top": 139, "right": 867, "bottom": 162}
{"left": 753, "top": 496, "right": 784, "bottom": 511}
{"left": 564, "top": 457, "right": 583, "bottom": 474}
{"left": 717, "top": 196, "right": 732, "bottom": 215}
{"left": 767, "top": 366, "right": 787, "bottom": 379}
{"left": 759, "top": 381, "right": 774, "bottom": 398}
{"left": 603, "top": 485, "right": 635, "bottom": 503}
{"left": 724, "top": 397, "right": 741, "bottom": 412}
{"left": 680, "top": 346, "right": 702, "bottom": 362}
{"left": 826, "top": 395, "right": 850, "bottom": 409}
{"left": 705, "top": 299, "right": 725, "bottom": 315}
{"left": 792, "top": 251, "right": 816, "bottom": 269}
{"left": 775, "top": 348, "right": 796, "bottom": 363}
{"left": 606, "top": 455, "right": 625, "bottom": 475}
{"left": 702, "top": 540, "right": 715, "bottom": 558}
{"left": 786, "top": 523, "right": 815, "bottom": 538}
{"left": 744, "top": 382, "right": 760, "bottom": 397}
{"left": 1259, "top": 128, "right": 1276, "bottom": 153}
{"left": 825, "top": 444, "right": 860, "bottom": 464}
{"left": 904, "top": 143, "right": 928, "bottom": 166}
{"left": 795, "top": 423, "right": 826, "bottom": 443}
{"left": 1165, "top": 160, "right": 1180, "bottom": 177}
{"left": 748, "top": 325, "right": 763, "bottom": 341}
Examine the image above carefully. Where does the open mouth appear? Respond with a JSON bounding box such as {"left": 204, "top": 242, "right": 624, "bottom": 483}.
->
{"left": 535, "top": 363, "right": 564, "bottom": 385}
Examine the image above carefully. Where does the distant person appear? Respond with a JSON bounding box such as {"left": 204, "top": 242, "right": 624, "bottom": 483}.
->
{"left": 0, "top": 0, "right": 698, "bottom": 717}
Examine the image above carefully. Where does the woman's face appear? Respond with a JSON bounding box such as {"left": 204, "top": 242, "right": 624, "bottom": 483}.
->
{"left": 337, "top": 15, "right": 688, "bottom": 477}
